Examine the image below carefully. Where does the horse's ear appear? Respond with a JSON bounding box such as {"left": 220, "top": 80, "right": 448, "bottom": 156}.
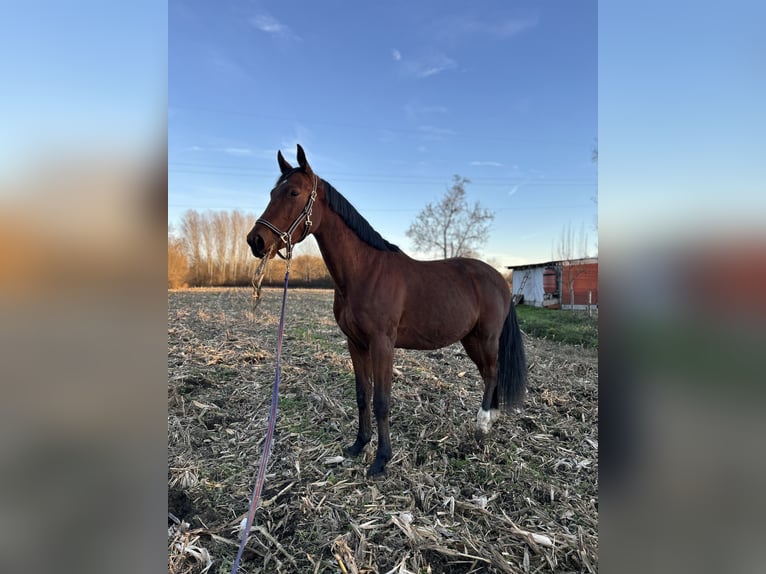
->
{"left": 277, "top": 150, "right": 293, "bottom": 174}
{"left": 296, "top": 144, "right": 313, "bottom": 176}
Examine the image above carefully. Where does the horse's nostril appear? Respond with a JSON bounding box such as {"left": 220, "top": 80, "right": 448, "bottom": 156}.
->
{"left": 248, "top": 233, "right": 265, "bottom": 257}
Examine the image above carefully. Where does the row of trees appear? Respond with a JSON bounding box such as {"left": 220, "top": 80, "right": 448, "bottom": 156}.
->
{"left": 168, "top": 209, "right": 331, "bottom": 288}
{"left": 177, "top": 209, "right": 253, "bottom": 286}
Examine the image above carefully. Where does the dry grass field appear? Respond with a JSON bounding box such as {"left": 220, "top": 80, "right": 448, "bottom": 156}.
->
{"left": 168, "top": 288, "right": 597, "bottom": 573}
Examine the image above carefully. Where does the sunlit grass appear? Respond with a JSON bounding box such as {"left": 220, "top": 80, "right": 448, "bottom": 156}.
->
{"left": 515, "top": 305, "right": 598, "bottom": 348}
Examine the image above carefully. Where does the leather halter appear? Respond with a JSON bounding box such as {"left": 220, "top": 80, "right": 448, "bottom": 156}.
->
{"left": 256, "top": 173, "right": 318, "bottom": 260}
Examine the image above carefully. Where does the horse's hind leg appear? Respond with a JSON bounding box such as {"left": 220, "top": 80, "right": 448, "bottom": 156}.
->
{"left": 345, "top": 339, "right": 372, "bottom": 458}
{"left": 460, "top": 331, "right": 501, "bottom": 435}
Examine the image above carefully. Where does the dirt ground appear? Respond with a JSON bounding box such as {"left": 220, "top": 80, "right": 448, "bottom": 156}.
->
{"left": 168, "top": 288, "right": 598, "bottom": 573}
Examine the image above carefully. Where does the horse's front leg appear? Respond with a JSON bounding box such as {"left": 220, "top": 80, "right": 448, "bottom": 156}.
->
{"left": 368, "top": 335, "right": 394, "bottom": 477}
{"left": 345, "top": 339, "right": 372, "bottom": 458}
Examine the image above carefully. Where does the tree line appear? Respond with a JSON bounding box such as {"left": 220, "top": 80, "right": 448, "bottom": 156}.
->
{"left": 168, "top": 209, "right": 331, "bottom": 288}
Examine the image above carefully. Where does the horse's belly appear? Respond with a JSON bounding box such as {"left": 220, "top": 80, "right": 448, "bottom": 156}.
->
{"left": 394, "top": 320, "right": 472, "bottom": 350}
{"left": 394, "top": 294, "right": 478, "bottom": 349}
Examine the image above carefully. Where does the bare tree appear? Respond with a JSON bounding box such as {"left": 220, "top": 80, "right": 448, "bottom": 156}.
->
{"left": 591, "top": 140, "right": 598, "bottom": 243}
{"left": 199, "top": 211, "right": 215, "bottom": 285}
{"left": 168, "top": 226, "right": 190, "bottom": 289}
{"left": 211, "top": 211, "right": 230, "bottom": 284}
{"left": 406, "top": 175, "right": 494, "bottom": 259}
{"left": 554, "top": 222, "right": 589, "bottom": 262}
{"left": 229, "top": 210, "right": 246, "bottom": 283}
{"left": 554, "top": 222, "right": 591, "bottom": 310}
{"left": 307, "top": 255, "right": 330, "bottom": 283}
{"left": 179, "top": 210, "right": 203, "bottom": 284}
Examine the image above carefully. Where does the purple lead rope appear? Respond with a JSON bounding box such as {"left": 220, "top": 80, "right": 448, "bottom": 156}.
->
{"left": 230, "top": 268, "right": 290, "bottom": 574}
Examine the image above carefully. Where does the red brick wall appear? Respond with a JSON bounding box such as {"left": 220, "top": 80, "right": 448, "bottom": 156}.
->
{"left": 561, "top": 263, "right": 598, "bottom": 306}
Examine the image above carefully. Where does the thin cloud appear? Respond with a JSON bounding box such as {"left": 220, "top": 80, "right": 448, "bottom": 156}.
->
{"left": 420, "top": 57, "right": 457, "bottom": 77}
{"left": 222, "top": 147, "right": 254, "bottom": 157}
{"left": 492, "top": 18, "right": 538, "bottom": 38}
{"left": 280, "top": 123, "right": 314, "bottom": 155}
{"left": 250, "top": 14, "right": 301, "bottom": 41}
{"left": 392, "top": 49, "right": 402, "bottom": 61}
{"left": 470, "top": 160, "right": 504, "bottom": 167}
{"left": 508, "top": 175, "right": 534, "bottom": 196}
{"left": 431, "top": 15, "right": 538, "bottom": 40}
{"left": 402, "top": 53, "right": 457, "bottom": 78}
{"left": 214, "top": 146, "right": 275, "bottom": 159}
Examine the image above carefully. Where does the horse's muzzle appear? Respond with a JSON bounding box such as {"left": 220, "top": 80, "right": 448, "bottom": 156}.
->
{"left": 247, "top": 231, "right": 266, "bottom": 258}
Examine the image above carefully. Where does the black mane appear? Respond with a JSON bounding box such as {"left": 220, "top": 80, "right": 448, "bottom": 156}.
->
{"left": 323, "top": 180, "right": 401, "bottom": 253}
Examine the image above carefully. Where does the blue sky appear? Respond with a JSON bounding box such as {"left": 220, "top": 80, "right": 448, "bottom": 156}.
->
{"left": 169, "top": 1, "right": 598, "bottom": 266}
{"left": 1, "top": 2, "right": 760, "bottom": 268}
{"left": 0, "top": 1, "right": 166, "bottom": 174}
{"left": 599, "top": 2, "right": 765, "bottom": 243}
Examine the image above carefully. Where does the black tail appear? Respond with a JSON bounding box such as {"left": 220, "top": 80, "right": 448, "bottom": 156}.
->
{"left": 496, "top": 303, "right": 527, "bottom": 409}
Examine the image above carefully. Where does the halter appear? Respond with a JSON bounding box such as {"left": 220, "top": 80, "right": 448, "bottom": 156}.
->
{"left": 255, "top": 173, "right": 318, "bottom": 260}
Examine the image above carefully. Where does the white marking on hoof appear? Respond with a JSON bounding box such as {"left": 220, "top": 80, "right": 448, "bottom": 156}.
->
{"left": 489, "top": 409, "right": 500, "bottom": 423}
{"left": 477, "top": 408, "right": 492, "bottom": 434}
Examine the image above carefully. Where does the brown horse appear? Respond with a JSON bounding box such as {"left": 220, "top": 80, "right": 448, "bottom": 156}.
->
{"left": 247, "top": 145, "right": 527, "bottom": 477}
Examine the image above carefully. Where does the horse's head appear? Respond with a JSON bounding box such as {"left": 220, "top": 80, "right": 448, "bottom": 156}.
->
{"left": 247, "top": 144, "right": 322, "bottom": 259}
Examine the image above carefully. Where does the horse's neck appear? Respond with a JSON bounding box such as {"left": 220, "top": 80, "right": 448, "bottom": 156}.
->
{"left": 313, "top": 208, "right": 380, "bottom": 292}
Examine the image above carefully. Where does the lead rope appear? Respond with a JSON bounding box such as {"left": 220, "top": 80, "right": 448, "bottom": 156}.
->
{"left": 250, "top": 253, "right": 271, "bottom": 317}
{"left": 232, "top": 251, "right": 292, "bottom": 574}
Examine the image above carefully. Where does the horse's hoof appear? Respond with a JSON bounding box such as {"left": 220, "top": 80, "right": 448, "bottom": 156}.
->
{"left": 476, "top": 408, "right": 495, "bottom": 435}
{"left": 366, "top": 464, "right": 387, "bottom": 479}
{"left": 344, "top": 442, "right": 365, "bottom": 458}
{"left": 366, "top": 451, "right": 391, "bottom": 478}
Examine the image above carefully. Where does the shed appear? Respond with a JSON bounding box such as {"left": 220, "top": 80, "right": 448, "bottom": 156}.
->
{"left": 507, "top": 257, "right": 598, "bottom": 310}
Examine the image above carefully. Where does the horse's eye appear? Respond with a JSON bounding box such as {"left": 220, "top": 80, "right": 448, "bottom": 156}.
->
{"left": 290, "top": 190, "right": 300, "bottom": 197}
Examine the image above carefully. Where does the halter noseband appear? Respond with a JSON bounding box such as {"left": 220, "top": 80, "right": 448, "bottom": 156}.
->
{"left": 255, "top": 173, "right": 318, "bottom": 260}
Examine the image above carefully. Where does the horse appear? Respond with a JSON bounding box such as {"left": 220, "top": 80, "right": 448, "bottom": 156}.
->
{"left": 247, "top": 145, "right": 527, "bottom": 477}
